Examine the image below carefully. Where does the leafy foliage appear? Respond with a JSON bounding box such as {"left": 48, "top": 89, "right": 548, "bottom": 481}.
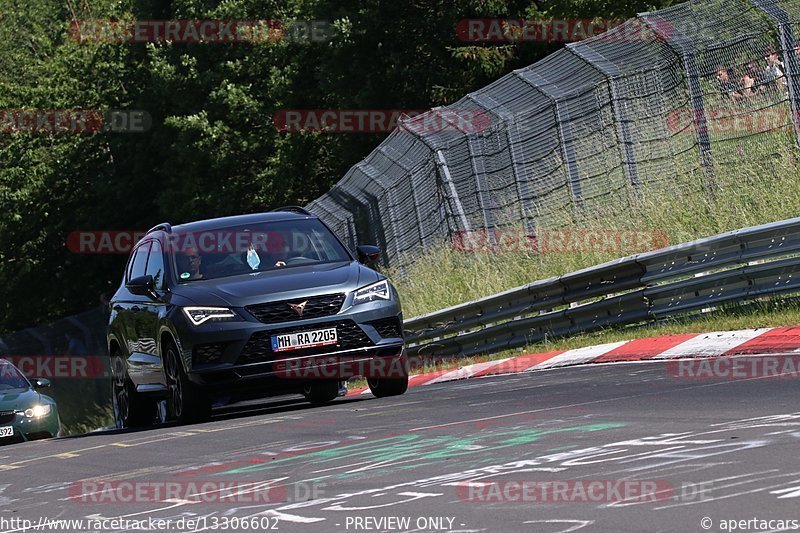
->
{"left": 0, "top": 0, "right": 677, "bottom": 331}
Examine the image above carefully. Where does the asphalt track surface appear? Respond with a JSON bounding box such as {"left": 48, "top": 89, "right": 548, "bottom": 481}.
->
{"left": 1, "top": 360, "right": 799, "bottom": 533}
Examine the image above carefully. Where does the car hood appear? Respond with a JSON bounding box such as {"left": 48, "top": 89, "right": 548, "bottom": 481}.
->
{"left": 0, "top": 388, "right": 41, "bottom": 412}
{"left": 171, "top": 261, "right": 382, "bottom": 307}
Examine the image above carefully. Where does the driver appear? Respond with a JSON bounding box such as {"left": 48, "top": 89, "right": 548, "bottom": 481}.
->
{"left": 180, "top": 247, "right": 204, "bottom": 280}
{"left": 265, "top": 232, "right": 290, "bottom": 268}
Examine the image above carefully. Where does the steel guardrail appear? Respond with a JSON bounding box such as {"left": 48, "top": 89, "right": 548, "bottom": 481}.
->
{"left": 403, "top": 217, "right": 800, "bottom": 358}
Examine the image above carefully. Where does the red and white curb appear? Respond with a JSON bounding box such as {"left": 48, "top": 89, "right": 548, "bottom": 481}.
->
{"left": 347, "top": 326, "right": 800, "bottom": 397}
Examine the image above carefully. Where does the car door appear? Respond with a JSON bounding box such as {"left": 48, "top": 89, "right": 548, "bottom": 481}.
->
{"left": 139, "top": 239, "right": 170, "bottom": 388}
{"left": 116, "top": 241, "right": 150, "bottom": 366}
{"left": 122, "top": 240, "right": 163, "bottom": 389}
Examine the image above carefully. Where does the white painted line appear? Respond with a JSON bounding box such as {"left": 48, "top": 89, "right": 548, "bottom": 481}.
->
{"left": 530, "top": 341, "right": 629, "bottom": 370}
{"left": 653, "top": 329, "right": 769, "bottom": 359}
{"left": 426, "top": 358, "right": 511, "bottom": 385}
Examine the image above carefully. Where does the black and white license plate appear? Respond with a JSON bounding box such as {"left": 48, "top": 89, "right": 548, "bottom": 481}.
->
{"left": 271, "top": 328, "right": 338, "bottom": 352}
{"left": 0, "top": 426, "right": 13, "bottom": 438}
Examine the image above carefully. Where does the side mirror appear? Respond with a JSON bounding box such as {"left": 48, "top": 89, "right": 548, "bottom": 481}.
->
{"left": 126, "top": 275, "right": 155, "bottom": 297}
{"left": 31, "top": 378, "right": 51, "bottom": 389}
{"left": 356, "top": 245, "right": 381, "bottom": 267}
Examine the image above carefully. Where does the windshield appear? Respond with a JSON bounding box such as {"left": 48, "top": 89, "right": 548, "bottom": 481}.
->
{"left": 171, "top": 218, "right": 351, "bottom": 282}
{"left": 0, "top": 360, "right": 30, "bottom": 390}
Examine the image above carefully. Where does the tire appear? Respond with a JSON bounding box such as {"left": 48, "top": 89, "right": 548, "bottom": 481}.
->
{"left": 111, "top": 349, "right": 155, "bottom": 428}
{"left": 367, "top": 375, "right": 409, "bottom": 397}
{"left": 163, "top": 341, "right": 211, "bottom": 424}
{"left": 367, "top": 353, "right": 409, "bottom": 398}
{"left": 303, "top": 380, "right": 340, "bottom": 405}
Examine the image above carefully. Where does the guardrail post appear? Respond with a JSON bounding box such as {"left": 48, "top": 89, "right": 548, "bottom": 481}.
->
{"left": 639, "top": 13, "right": 716, "bottom": 194}
{"left": 748, "top": 0, "right": 800, "bottom": 150}
{"left": 568, "top": 44, "right": 641, "bottom": 196}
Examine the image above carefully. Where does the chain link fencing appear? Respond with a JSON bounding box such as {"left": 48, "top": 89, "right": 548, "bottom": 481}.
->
{"left": 307, "top": 0, "right": 800, "bottom": 271}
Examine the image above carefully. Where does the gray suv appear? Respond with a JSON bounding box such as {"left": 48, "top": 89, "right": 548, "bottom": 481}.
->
{"left": 107, "top": 208, "right": 407, "bottom": 427}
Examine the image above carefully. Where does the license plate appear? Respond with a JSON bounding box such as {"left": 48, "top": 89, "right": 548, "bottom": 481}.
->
{"left": 0, "top": 426, "right": 13, "bottom": 438}
{"left": 271, "top": 328, "right": 338, "bottom": 352}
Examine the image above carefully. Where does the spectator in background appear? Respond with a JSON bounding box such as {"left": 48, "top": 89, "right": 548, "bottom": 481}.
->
{"left": 716, "top": 66, "right": 742, "bottom": 100}
{"left": 740, "top": 70, "right": 757, "bottom": 98}
{"left": 763, "top": 49, "right": 787, "bottom": 94}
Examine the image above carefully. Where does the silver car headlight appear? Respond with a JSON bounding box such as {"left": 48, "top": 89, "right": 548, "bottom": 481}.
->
{"left": 22, "top": 404, "right": 51, "bottom": 418}
{"left": 182, "top": 307, "right": 238, "bottom": 326}
{"left": 353, "top": 280, "right": 392, "bottom": 305}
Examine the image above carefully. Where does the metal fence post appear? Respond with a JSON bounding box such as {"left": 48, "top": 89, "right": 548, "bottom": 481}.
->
{"left": 639, "top": 13, "right": 716, "bottom": 193}
{"left": 400, "top": 116, "right": 472, "bottom": 237}
{"left": 435, "top": 149, "right": 472, "bottom": 235}
{"left": 748, "top": 0, "right": 800, "bottom": 150}
{"left": 568, "top": 44, "right": 641, "bottom": 196}
{"left": 360, "top": 162, "right": 404, "bottom": 265}
{"left": 513, "top": 70, "right": 585, "bottom": 211}
{"left": 466, "top": 137, "right": 495, "bottom": 232}
{"left": 432, "top": 106, "right": 495, "bottom": 232}
{"left": 504, "top": 121, "right": 536, "bottom": 232}
{"left": 467, "top": 93, "right": 535, "bottom": 231}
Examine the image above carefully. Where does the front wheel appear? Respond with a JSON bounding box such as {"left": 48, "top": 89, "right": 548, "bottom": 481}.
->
{"left": 163, "top": 341, "right": 211, "bottom": 424}
{"left": 111, "top": 349, "right": 155, "bottom": 428}
{"left": 367, "top": 354, "right": 409, "bottom": 398}
{"left": 303, "top": 380, "right": 340, "bottom": 405}
{"left": 367, "top": 375, "right": 409, "bottom": 397}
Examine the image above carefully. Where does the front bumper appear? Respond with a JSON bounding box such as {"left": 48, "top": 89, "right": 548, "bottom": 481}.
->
{"left": 0, "top": 411, "right": 60, "bottom": 445}
{"left": 174, "top": 299, "right": 405, "bottom": 395}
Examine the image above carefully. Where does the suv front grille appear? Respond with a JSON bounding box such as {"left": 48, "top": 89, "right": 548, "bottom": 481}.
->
{"left": 246, "top": 294, "right": 346, "bottom": 324}
{"left": 0, "top": 410, "right": 16, "bottom": 424}
{"left": 237, "top": 320, "right": 373, "bottom": 365}
{"left": 366, "top": 317, "right": 403, "bottom": 339}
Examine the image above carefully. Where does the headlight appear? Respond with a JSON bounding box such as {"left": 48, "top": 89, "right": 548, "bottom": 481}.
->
{"left": 353, "top": 280, "right": 391, "bottom": 304}
{"left": 182, "top": 307, "right": 237, "bottom": 326}
{"left": 23, "top": 404, "right": 51, "bottom": 418}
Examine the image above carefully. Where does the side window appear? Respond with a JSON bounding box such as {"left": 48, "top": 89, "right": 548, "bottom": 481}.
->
{"left": 145, "top": 240, "right": 165, "bottom": 290}
{"left": 128, "top": 242, "right": 150, "bottom": 282}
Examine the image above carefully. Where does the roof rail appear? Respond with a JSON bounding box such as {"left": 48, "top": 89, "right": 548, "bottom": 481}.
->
{"left": 270, "top": 206, "right": 313, "bottom": 216}
{"left": 146, "top": 223, "right": 172, "bottom": 234}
